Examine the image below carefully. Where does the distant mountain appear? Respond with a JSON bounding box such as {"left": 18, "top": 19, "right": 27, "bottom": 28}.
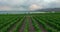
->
{"left": 0, "top": 11, "right": 27, "bottom": 14}
{"left": 36, "top": 8, "right": 60, "bottom": 12}
{"left": 0, "top": 8, "right": 60, "bottom": 14}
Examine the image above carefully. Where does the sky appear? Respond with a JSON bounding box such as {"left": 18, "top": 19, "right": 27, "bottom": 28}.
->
{"left": 0, "top": 0, "right": 60, "bottom": 11}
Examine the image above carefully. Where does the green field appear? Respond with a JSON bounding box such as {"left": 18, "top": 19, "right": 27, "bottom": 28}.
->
{"left": 0, "top": 13, "right": 60, "bottom": 32}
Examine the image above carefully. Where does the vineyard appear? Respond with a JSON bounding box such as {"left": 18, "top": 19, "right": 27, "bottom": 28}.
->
{"left": 0, "top": 13, "right": 60, "bottom": 32}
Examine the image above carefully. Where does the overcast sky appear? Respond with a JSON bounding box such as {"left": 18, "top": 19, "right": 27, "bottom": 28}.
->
{"left": 0, "top": 0, "right": 60, "bottom": 11}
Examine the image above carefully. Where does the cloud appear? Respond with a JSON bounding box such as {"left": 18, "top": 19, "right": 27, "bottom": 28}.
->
{"left": 0, "top": 0, "right": 60, "bottom": 11}
{"left": 0, "top": 6, "right": 11, "bottom": 10}
{"left": 27, "top": 0, "right": 60, "bottom": 8}
{"left": 0, "top": 0, "right": 28, "bottom": 11}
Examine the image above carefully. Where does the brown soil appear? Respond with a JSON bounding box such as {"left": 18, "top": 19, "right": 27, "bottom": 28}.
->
{"left": 27, "top": 16, "right": 35, "bottom": 32}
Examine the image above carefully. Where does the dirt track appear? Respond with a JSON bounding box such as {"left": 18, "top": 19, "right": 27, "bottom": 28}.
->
{"left": 27, "top": 16, "right": 35, "bottom": 32}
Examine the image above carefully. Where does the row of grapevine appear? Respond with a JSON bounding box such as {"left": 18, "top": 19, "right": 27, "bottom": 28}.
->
{"left": 24, "top": 17, "right": 29, "bottom": 32}
{"left": 32, "top": 14, "right": 60, "bottom": 32}
{"left": 31, "top": 17, "right": 42, "bottom": 32}
{"left": 12, "top": 16, "right": 25, "bottom": 32}
{"left": 0, "top": 15, "right": 25, "bottom": 32}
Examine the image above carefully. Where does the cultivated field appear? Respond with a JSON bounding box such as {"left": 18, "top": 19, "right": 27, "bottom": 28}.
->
{"left": 0, "top": 13, "right": 60, "bottom": 32}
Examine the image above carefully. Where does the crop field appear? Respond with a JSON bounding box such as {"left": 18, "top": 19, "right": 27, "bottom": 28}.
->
{"left": 0, "top": 13, "right": 60, "bottom": 32}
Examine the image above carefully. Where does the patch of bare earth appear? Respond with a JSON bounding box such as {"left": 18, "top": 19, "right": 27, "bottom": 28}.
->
{"left": 27, "top": 16, "right": 35, "bottom": 32}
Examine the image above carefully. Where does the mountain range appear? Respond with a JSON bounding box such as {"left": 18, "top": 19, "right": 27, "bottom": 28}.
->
{"left": 36, "top": 8, "right": 60, "bottom": 12}
{"left": 0, "top": 8, "right": 60, "bottom": 14}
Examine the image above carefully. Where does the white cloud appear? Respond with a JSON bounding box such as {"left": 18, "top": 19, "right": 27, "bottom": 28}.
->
{"left": 0, "top": 0, "right": 27, "bottom": 11}
{"left": 0, "top": 0, "right": 60, "bottom": 11}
